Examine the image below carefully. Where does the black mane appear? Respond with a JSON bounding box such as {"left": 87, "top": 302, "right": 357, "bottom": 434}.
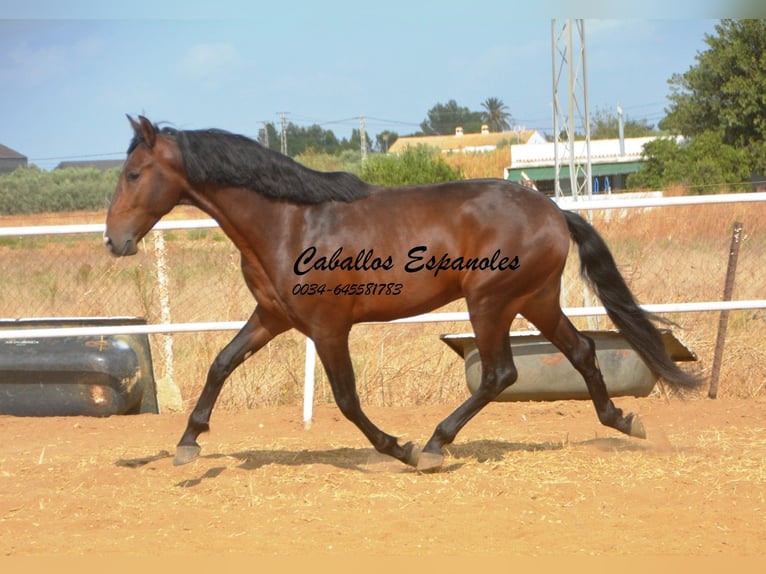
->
{"left": 132, "top": 125, "right": 370, "bottom": 204}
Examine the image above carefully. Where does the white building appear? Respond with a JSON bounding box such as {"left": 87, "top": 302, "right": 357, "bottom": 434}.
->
{"left": 505, "top": 136, "right": 680, "bottom": 194}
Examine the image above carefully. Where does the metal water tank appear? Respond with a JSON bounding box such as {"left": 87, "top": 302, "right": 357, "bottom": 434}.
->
{"left": 441, "top": 329, "right": 696, "bottom": 401}
{"left": 0, "top": 317, "right": 158, "bottom": 416}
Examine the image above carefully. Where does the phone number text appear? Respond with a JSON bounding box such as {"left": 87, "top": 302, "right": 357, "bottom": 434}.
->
{"left": 291, "top": 282, "right": 404, "bottom": 296}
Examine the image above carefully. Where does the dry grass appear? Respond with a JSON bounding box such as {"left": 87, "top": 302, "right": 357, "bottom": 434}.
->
{"left": 442, "top": 148, "right": 509, "bottom": 179}
{"left": 1, "top": 190, "right": 764, "bottom": 410}
{"left": 577, "top": 195, "right": 766, "bottom": 399}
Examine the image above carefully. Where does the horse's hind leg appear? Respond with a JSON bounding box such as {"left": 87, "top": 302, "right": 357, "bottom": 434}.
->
{"left": 419, "top": 315, "right": 517, "bottom": 472}
{"left": 174, "top": 307, "right": 288, "bottom": 465}
{"left": 523, "top": 303, "right": 646, "bottom": 439}
{"left": 313, "top": 333, "right": 419, "bottom": 467}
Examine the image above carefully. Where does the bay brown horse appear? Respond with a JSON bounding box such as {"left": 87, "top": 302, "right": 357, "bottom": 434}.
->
{"left": 104, "top": 116, "right": 700, "bottom": 472}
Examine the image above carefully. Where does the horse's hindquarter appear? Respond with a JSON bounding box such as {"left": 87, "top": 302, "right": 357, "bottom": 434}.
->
{"left": 279, "top": 181, "right": 569, "bottom": 328}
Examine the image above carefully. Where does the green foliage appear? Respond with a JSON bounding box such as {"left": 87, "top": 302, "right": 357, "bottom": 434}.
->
{"left": 632, "top": 20, "right": 766, "bottom": 191}
{"left": 295, "top": 149, "right": 363, "bottom": 175}
{"left": 0, "top": 166, "right": 120, "bottom": 215}
{"left": 590, "top": 106, "right": 657, "bottom": 139}
{"left": 262, "top": 122, "right": 372, "bottom": 156}
{"left": 261, "top": 97, "right": 509, "bottom": 158}
{"left": 420, "top": 100, "right": 484, "bottom": 135}
{"left": 661, "top": 19, "right": 766, "bottom": 173}
{"left": 360, "top": 145, "right": 463, "bottom": 186}
{"left": 627, "top": 131, "right": 752, "bottom": 193}
{"left": 480, "top": 97, "right": 512, "bottom": 132}
{"left": 375, "top": 131, "right": 399, "bottom": 153}
{"left": 287, "top": 123, "right": 342, "bottom": 156}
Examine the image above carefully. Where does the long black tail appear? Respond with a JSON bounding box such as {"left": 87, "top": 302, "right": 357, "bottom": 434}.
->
{"left": 563, "top": 210, "right": 702, "bottom": 391}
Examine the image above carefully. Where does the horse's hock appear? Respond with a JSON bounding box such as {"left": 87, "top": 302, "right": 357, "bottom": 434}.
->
{"left": 0, "top": 317, "right": 160, "bottom": 416}
{"left": 441, "top": 329, "right": 697, "bottom": 401}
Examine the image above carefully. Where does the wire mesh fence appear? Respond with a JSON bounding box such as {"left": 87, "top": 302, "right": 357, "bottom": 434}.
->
{"left": 1, "top": 197, "right": 765, "bottom": 411}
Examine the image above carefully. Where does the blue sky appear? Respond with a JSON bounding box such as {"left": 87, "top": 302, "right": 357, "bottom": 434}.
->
{"left": 0, "top": 2, "right": 754, "bottom": 170}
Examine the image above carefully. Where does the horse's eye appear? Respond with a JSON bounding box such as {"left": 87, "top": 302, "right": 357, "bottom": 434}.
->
{"left": 126, "top": 171, "right": 140, "bottom": 182}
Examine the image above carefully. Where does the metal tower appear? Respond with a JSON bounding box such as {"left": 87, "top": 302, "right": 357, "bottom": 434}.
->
{"left": 551, "top": 19, "right": 593, "bottom": 200}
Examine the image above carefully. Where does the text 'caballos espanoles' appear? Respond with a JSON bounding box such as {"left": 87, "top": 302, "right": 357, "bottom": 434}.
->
{"left": 293, "top": 245, "right": 520, "bottom": 278}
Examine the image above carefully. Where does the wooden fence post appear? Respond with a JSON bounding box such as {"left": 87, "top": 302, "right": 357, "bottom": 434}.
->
{"left": 708, "top": 221, "right": 744, "bottom": 399}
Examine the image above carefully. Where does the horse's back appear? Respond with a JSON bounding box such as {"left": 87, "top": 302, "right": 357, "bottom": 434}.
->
{"left": 368, "top": 179, "right": 564, "bottom": 225}
{"left": 310, "top": 179, "right": 572, "bottom": 322}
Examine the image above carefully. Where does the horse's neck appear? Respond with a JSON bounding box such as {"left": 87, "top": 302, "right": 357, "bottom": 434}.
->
{"left": 192, "top": 184, "right": 302, "bottom": 248}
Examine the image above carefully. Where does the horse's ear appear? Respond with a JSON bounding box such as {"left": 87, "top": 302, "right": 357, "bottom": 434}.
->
{"left": 137, "top": 115, "right": 157, "bottom": 148}
{"left": 127, "top": 114, "right": 157, "bottom": 148}
{"left": 127, "top": 114, "right": 141, "bottom": 133}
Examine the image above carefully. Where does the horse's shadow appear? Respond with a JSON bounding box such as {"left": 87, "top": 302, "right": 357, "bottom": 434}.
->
{"left": 116, "top": 438, "right": 566, "bottom": 485}
{"left": 115, "top": 435, "right": 644, "bottom": 488}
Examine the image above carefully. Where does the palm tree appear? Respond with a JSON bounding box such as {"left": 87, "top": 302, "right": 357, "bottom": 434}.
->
{"left": 481, "top": 97, "right": 512, "bottom": 132}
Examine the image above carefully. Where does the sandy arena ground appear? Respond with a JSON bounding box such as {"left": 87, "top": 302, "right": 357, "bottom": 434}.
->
{"left": 1, "top": 396, "right": 765, "bottom": 560}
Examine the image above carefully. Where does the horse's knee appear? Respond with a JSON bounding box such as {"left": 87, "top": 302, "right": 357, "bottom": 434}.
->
{"left": 502, "top": 362, "right": 519, "bottom": 387}
{"left": 208, "top": 350, "right": 238, "bottom": 383}
{"left": 207, "top": 357, "right": 226, "bottom": 381}
{"left": 333, "top": 391, "right": 362, "bottom": 419}
{"left": 478, "top": 361, "right": 518, "bottom": 397}
{"left": 569, "top": 334, "right": 598, "bottom": 375}
{"left": 494, "top": 363, "right": 518, "bottom": 393}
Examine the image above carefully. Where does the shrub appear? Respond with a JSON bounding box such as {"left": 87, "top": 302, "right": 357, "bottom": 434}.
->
{"left": 361, "top": 145, "right": 463, "bottom": 186}
{"left": 0, "top": 166, "right": 120, "bottom": 215}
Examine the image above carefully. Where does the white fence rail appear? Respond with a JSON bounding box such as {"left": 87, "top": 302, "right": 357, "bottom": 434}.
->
{"left": 2, "top": 191, "right": 766, "bottom": 424}
{"left": 2, "top": 192, "right": 764, "bottom": 240}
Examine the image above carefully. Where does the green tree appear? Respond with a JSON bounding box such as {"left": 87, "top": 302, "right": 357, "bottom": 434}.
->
{"left": 262, "top": 122, "right": 373, "bottom": 157}
{"left": 627, "top": 131, "right": 751, "bottom": 193}
{"left": 281, "top": 122, "right": 341, "bottom": 156}
{"left": 480, "top": 97, "right": 512, "bottom": 132}
{"left": 420, "top": 100, "right": 483, "bottom": 135}
{"left": 342, "top": 128, "right": 373, "bottom": 156}
{"left": 661, "top": 19, "right": 766, "bottom": 173}
{"left": 590, "top": 106, "right": 656, "bottom": 139}
{"left": 375, "top": 130, "right": 398, "bottom": 153}
{"left": 258, "top": 122, "right": 279, "bottom": 150}
{"left": 360, "top": 145, "right": 463, "bottom": 186}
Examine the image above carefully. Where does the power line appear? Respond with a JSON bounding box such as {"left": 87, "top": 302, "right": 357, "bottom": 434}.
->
{"left": 19, "top": 99, "right": 677, "bottom": 169}
{"left": 364, "top": 116, "right": 421, "bottom": 128}
{"left": 316, "top": 117, "right": 359, "bottom": 126}
{"left": 30, "top": 152, "right": 124, "bottom": 162}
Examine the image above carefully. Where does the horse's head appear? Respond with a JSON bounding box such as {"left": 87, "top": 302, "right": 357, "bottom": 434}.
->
{"left": 104, "top": 115, "right": 188, "bottom": 256}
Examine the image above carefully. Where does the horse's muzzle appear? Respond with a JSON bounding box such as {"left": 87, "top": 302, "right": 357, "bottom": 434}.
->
{"left": 103, "top": 232, "right": 137, "bottom": 256}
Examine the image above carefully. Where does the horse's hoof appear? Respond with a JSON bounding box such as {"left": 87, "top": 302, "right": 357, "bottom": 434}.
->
{"left": 173, "top": 444, "right": 202, "bottom": 466}
{"left": 629, "top": 414, "right": 647, "bottom": 439}
{"left": 402, "top": 441, "right": 421, "bottom": 467}
{"left": 416, "top": 451, "right": 444, "bottom": 473}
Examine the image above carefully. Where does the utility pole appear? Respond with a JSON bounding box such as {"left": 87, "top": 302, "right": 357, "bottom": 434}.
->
{"left": 259, "top": 121, "right": 270, "bottom": 148}
{"left": 617, "top": 104, "right": 625, "bottom": 156}
{"left": 279, "top": 112, "right": 288, "bottom": 156}
{"left": 359, "top": 116, "right": 368, "bottom": 162}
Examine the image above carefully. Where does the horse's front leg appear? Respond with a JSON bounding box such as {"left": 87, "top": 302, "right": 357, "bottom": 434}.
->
{"left": 419, "top": 325, "right": 517, "bottom": 472}
{"left": 314, "top": 333, "right": 419, "bottom": 467}
{"left": 174, "top": 308, "right": 288, "bottom": 465}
